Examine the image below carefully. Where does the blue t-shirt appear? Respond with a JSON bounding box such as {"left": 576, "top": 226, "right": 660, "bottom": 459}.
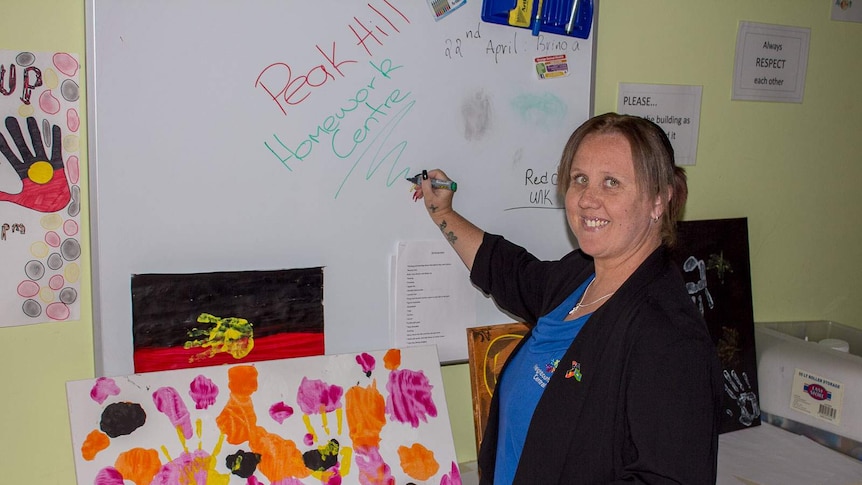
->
{"left": 493, "top": 275, "right": 594, "bottom": 485}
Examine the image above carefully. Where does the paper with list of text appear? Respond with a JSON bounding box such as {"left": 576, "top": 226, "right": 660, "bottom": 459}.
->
{"left": 393, "top": 240, "right": 477, "bottom": 363}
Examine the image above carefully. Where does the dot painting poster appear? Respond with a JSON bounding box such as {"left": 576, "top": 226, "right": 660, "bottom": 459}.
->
{"left": 0, "top": 49, "right": 83, "bottom": 327}
{"left": 66, "top": 345, "right": 462, "bottom": 485}
{"left": 131, "top": 268, "right": 325, "bottom": 373}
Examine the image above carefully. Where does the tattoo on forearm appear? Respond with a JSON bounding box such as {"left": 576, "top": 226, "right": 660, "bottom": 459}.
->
{"left": 429, "top": 204, "right": 438, "bottom": 213}
{"left": 439, "top": 220, "right": 457, "bottom": 245}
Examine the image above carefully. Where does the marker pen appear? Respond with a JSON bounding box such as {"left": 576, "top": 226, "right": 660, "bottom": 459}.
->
{"left": 406, "top": 173, "right": 458, "bottom": 192}
{"left": 428, "top": 179, "right": 457, "bottom": 192}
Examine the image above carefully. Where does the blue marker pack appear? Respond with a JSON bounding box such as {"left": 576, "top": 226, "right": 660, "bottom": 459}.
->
{"left": 481, "top": 0, "right": 593, "bottom": 39}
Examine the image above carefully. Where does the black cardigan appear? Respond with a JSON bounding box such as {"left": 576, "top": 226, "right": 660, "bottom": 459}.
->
{"left": 471, "top": 233, "right": 721, "bottom": 484}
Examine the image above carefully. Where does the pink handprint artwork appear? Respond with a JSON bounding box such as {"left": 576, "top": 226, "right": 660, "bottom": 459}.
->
{"left": 67, "top": 346, "right": 462, "bottom": 485}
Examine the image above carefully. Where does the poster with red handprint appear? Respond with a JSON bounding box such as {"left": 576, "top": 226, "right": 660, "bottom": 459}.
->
{"left": 0, "top": 49, "right": 82, "bottom": 327}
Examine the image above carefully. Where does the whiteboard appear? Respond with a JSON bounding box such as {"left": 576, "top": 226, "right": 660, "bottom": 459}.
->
{"left": 86, "top": 0, "right": 595, "bottom": 376}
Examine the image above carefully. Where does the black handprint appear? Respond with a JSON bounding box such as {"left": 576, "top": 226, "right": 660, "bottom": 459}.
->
{"left": 0, "top": 116, "right": 71, "bottom": 212}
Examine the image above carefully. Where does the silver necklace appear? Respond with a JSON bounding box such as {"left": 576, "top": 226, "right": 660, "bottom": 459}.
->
{"left": 569, "top": 278, "right": 615, "bottom": 315}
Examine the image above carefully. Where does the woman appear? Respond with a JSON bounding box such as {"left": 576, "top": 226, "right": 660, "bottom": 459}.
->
{"left": 414, "top": 113, "right": 722, "bottom": 484}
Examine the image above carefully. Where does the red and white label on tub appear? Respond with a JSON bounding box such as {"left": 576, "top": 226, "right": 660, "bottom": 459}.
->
{"left": 791, "top": 368, "right": 844, "bottom": 425}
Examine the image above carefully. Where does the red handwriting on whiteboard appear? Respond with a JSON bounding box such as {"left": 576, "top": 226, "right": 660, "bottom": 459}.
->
{"left": 349, "top": 0, "right": 410, "bottom": 57}
{"left": 254, "top": 1, "right": 411, "bottom": 116}
{"left": 254, "top": 43, "right": 358, "bottom": 116}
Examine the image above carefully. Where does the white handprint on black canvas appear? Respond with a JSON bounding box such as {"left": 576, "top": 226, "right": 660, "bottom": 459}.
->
{"left": 723, "top": 369, "right": 760, "bottom": 426}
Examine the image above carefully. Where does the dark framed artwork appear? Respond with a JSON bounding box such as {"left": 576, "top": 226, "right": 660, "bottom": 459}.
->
{"left": 131, "top": 267, "right": 324, "bottom": 373}
{"left": 671, "top": 218, "right": 761, "bottom": 433}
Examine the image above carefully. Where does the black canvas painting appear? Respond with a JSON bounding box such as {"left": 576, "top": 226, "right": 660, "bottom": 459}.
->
{"left": 671, "top": 218, "right": 761, "bottom": 433}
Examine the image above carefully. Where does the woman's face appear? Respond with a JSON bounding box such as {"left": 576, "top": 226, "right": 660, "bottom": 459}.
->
{"left": 565, "top": 132, "right": 662, "bottom": 266}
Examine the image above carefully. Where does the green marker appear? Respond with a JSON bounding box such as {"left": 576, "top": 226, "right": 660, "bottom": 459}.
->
{"left": 406, "top": 173, "right": 457, "bottom": 192}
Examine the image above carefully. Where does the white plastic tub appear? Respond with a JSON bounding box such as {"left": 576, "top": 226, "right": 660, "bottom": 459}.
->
{"left": 755, "top": 321, "right": 862, "bottom": 460}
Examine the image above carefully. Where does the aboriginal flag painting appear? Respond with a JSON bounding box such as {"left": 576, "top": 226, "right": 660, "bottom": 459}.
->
{"left": 131, "top": 267, "right": 325, "bottom": 372}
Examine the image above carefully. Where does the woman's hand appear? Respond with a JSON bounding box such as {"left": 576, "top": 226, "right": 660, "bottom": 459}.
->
{"left": 414, "top": 168, "right": 456, "bottom": 219}
{"left": 410, "top": 168, "right": 484, "bottom": 271}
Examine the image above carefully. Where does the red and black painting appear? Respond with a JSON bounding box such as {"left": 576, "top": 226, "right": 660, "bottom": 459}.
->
{"left": 131, "top": 267, "right": 324, "bottom": 373}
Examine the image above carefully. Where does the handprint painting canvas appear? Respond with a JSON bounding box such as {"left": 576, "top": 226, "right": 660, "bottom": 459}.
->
{"left": 66, "top": 345, "right": 462, "bottom": 485}
{"left": 0, "top": 49, "right": 82, "bottom": 327}
{"left": 131, "top": 268, "right": 325, "bottom": 373}
{"left": 670, "top": 218, "right": 761, "bottom": 434}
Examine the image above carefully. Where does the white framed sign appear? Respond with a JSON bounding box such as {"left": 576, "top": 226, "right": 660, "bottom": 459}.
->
{"left": 732, "top": 21, "right": 810, "bottom": 103}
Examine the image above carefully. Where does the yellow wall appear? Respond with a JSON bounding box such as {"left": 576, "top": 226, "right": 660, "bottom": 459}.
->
{"left": 1, "top": 1, "right": 860, "bottom": 481}
{"left": 0, "top": 1, "right": 94, "bottom": 483}
{"left": 594, "top": 1, "right": 862, "bottom": 330}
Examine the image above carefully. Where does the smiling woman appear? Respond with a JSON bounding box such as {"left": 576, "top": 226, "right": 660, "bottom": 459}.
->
{"left": 411, "top": 112, "right": 722, "bottom": 485}
{"left": 557, "top": 113, "right": 687, "bottom": 273}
